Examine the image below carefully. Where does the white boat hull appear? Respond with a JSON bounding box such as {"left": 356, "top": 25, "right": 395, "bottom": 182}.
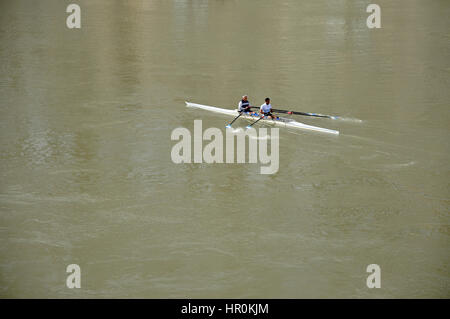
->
{"left": 185, "top": 102, "right": 339, "bottom": 135}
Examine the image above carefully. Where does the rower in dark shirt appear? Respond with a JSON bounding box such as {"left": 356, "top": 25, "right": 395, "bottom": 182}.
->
{"left": 238, "top": 95, "right": 252, "bottom": 113}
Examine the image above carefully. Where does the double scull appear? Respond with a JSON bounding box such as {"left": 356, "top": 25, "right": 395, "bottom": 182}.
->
{"left": 185, "top": 102, "right": 339, "bottom": 135}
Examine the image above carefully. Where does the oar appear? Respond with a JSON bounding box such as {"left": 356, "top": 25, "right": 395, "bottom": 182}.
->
{"left": 225, "top": 112, "right": 243, "bottom": 128}
{"left": 272, "top": 108, "right": 338, "bottom": 120}
{"left": 246, "top": 115, "right": 265, "bottom": 129}
{"left": 226, "top": 106, "right": 257, "bottom": 128}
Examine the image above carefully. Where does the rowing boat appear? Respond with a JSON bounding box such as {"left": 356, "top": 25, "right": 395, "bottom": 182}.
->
{"left": 185, "top": 102, "right": 339, "bottom": 135}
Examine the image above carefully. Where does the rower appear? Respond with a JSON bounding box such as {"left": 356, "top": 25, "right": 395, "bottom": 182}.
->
{"left": 238, "top": 95, "right": 252, "bottom": 113}
{"left": 260, "top": 97, "right": 277, "bottom": 119}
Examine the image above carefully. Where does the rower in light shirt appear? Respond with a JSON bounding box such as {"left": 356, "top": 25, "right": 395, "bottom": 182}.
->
{"left": 238, "top": 95, "right": 252, "bottom": 113}
{"left": 260, "top": 97, "right": 277, "bottom": 119}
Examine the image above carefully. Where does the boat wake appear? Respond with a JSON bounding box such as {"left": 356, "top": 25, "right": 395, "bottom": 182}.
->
{"left": 229, "top": 127, "right": 243, "bottom": 134}
{"left": 336, "top": 117, "right": 363, "bottom": 123}
{"left": 226, "top": 127, "right": 271, "bottom": 139}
